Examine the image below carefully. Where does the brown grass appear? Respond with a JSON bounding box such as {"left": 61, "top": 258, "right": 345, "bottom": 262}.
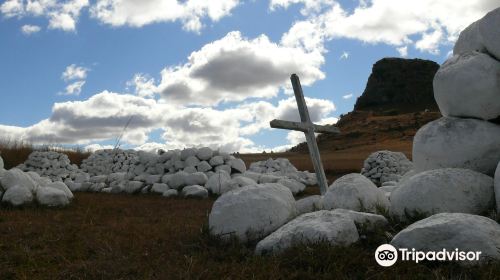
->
{"left": 0, "top": 193, "right": 498, "bottom": 280}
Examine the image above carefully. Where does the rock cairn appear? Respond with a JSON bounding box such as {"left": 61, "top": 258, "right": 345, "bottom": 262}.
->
{"left": 413, "top": 7, "right": 500, "bottom": 176}
{"left": 81, "top": 149, "right": 139, "bottom": 176}
{"left": 247, "top": 158, "right": 317, "bottom": 186}
{"left": 361, "top": 150, "right": 413, "bottom": 186}
{"left": 0, "top": 155, "right": 74, "bottom": 207}
{"left": 17, "top": 151, "right": 87, "bottom": 183}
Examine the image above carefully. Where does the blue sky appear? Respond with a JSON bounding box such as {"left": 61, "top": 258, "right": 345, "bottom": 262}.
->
{"left": 0, "top": 0, "right": 498, "bottom": 152}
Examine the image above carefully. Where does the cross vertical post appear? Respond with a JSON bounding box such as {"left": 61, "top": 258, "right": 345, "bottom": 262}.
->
{"left": 270, "top": 74, "right": 340, "bottom": 195}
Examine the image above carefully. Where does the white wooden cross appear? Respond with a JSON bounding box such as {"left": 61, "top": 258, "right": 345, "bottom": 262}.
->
{"left": 270, "top": 74, "right": 340, "bottom": 195}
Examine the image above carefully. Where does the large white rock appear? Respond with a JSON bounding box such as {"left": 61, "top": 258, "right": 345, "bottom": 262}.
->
{"left": 46, "top": 181, "right": 74, "bottom": 200}
{"left": 36, "top": 187, "right": 70, "bottom": 207}
{"left": 391, "top": 213, "right": 500, "bottom": 263}
{"left": 209, "top": 156, "right": 224, "bottom": 167}
{"left": 495, "top": 162, "right": 500, "bottom": 213}
{"left": 2, "top": 185, "right": 34, "bottom": 206}
{"left": 229, "top": 176, "right": 256, "bottom": 189}
{"left": 168, "top": 171, "right": 188, "bottom": 190}
{"left": 478, "top": 7, "right": 500, "bottom": 60}
{"left": 124, "top": 181, "right": 144, "bottom": 194}
{"left": 433, "top": 52, "right": 500, "bottom": 121}
{"left": 151, "top": 183, "right": 170, "bottom": 194}
{"left": 295, "top": 195, "right": 323, "bottom": 215}
{"left": 413, "top": 117, "right": 500, "bottom": 176}
{"left": 277, "top": 178, "right": 306, "bottom": 195}
{"left": 181, "top": 148, "right": 197, "bottom": 161}
{"left": 255, "top": 210, "right": 359, "bottom": 255}
{"left": 330, "top": 209, "right": 389, "bottom": 232}
{"left": 196, "top": 147, "right": 213, "bottom": 161}
{"left": 453, "top": 21, "right": 487, "bottom": 55}
{"left": 209, "top": 183, "right": 297, "bottom": 242}
{"left": 0, "top": 168, "right": 38, "bottom": 192}
{"left": 162, "top": 189, "right": 178, "bottom": 198}
{"left": 390, "top": 168, "right": 494, "bottom": 219}
{"left": 205, "top": 170, "right": 233, "bottom": 195}
{"left": 184, "top": 172, "right": 208, "bottom": 186}
{"left": 196, "top": 161, "right": 212, "bottom": 173}
{"left": 228, "top": 158, "right": 246, "bottom": 173}
{"left": 323, "top": 174, "right": 389, "bottom": 213}
{"left": 182, "top": 185, "right": 208, "bottom": 199}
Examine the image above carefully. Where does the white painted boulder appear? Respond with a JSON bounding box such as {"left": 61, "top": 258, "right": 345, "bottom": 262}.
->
{"left": 182, "top": 185, "right": 208, "bottom": 199}
{"left": 229, "top": 176, "right": 256, "bottom": 189}
{"left": 36, "top": 187, "right": 70, "bottom": 207}
{"left": 391, "top": 213, "right": 500, "bottom": 264}
{"left": 453, "top": 8, "right": 500, "bottom": 60}
{"left": 478, "top": 7, "right": 500, "bottom": 60}
{"left": 277, "top": 178, "right": 306, "bottom": 195}
{"left": 209, "top": 183, "right": 296, "bottom": 242}
{"left": 206, "top": 170, "right": 233, "bottom": 195}
{"left": 330, "top": 209, "right": 389, "bottom": 232}
{"left": 495, "top": 162, "right": 500, "bottom": 213}
{"left": 46, "top": 181, "right": 73, "bottom": 200}
{"left": 295, "top": 195, "right": 323, "bottom": 215}
{"left": 228, "top": 158, "right": 246, "bottom": 173}
{"left": 124, "top": 181, "right": 144, "bottom": 194}
{"left": 196, "top": 147, "right": 213, "bottom": 161}
{"left": 2, "top": 185, "right": 34, "bottom": 206}
{"left": 413, "top": 117, "right": 500, "bottom": 176}
{"left": 433, "top": 52, "right": 500, "bottom": 121}
{"left": 0, "top": 168, "right": 38, "bottom": 192}
{"left": 184, "top": 172, "right": 208, "bottom": 186}
{"left": 454, "top": 21, "right": 487, "bottom": 55}
{"left": 255, "top": 210, "right": 359, "bottom": 255}
{"left": 390, "top": 168, "right": 494, "bottom": 219}
{"left": 151, "top": 183, "right": 170, "bottom": 194}
{"left": 162, "top": 189, "right": 178, "bottom": 198}
{"left": 323, "top": 174, "right": 389, "bottom": 213}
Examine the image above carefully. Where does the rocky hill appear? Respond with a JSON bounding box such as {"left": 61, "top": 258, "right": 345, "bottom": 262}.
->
{"left": 290, "top": 57, "right": 442, "bottom": 153}
{"left": 354, "top": 58, "right": 439, "bottom": 113}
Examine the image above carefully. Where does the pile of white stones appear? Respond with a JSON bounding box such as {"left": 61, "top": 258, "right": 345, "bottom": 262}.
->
{"left": 248, "top": 158, "right": 317, "bottom": 186}
{"left": 81, "top": 149, "right": 139, "bottom": 176}
{"left": 17, "top": 151, "right": 87, "bottom": 183}
{"left": 208, "top": 8, "right": 500, "bottom": 264}
{"left": 360, "top": 150, "right": 413, "bottom": 186}
{"left": 0, "top": 155, "right": 74, "bottom": 207}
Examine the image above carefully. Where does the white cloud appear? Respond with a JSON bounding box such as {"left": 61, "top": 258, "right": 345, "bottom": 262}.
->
{"left": 157, "top": 31, "right": 325, "bottom": 106}
{"left": 21, "top": 24, "right": 41, "bottom": 35}
{"left": 1, "top": 0, "right": 88, "bottom": 32}
{"left": 84, "top": 143, "right": 114, "bottom": 152}
{"left": 62, "top": 64, "right": 88, "bottom": 81}
{"left": 127, "top": 74, "right": 158, "bottom": 98}
{"left": 342, "top": 93, "right": 353, "bottom": 99}
{"left": 0, "top": 0, "right": 24, "bottom": 18}
{"left": 275, "top": 0, "right": 500, "bottom": 55}
{"left": 0, "top": 88, "right": 337, "bottom": 153}
{"left": 59, "top": 80, "right": 85, "bottom": 96}
{"left": 339, "top": 51, "right": 349, "bottom": 60}
{"left": 90, "top": 0, "right": 240, "bottom": 33}
{"left": 270, "top": 0, "right": 334, "bottom": 15}
{"left": 397, "top": 46, "right": 408, "bottom": 57}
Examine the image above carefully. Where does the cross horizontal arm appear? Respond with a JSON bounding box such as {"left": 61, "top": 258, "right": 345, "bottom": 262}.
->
{"left": 270, "top": 119, "right": 341, "bottom": 134}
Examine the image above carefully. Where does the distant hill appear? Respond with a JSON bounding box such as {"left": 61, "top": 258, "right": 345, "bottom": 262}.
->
{"left": 289, "top": 57, "right": 442, "bottom": 154}
{"left": 354, "top": 57, "right": 439, "bottom": 113}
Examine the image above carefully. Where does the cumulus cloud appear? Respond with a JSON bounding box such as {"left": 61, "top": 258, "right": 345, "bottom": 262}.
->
{"left": 21, "top": 24, "right": 41, "bottom": 35}
{"left": 0, "top": 90, "right": 337, "bottom": 153}
{"left": 127, "top": 74, "right": 158, "bottom": 98}
{"left": 397, "top": 46, "right": 408, "bottom": 57}
{"left": 1, "top": 0, "right": 240, "bottom": 33}
{"left": 89, "top": 0, "right": 240, "bottom": 32}
{"left": 276, "top": 0, "right": 500, "bottom": 55}
{"left": 1, "top": 0, "right": 89, "bottom": 32}
{"left": 62, "top": 64, "right": 88, "bottom": 81}
{"left": 59, "top": 80, "right": 86, "bottom": 96}
{"left": 158, "top": 31, "right": 325, "bottom": 106}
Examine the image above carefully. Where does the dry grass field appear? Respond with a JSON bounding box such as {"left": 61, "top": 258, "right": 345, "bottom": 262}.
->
{"left": 1, "top": 193, "right": 499, "bottom": 280}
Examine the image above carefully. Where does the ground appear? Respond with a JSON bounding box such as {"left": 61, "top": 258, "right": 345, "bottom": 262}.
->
{"left": 1, "top": 192, "right": 499, "bottom": 280}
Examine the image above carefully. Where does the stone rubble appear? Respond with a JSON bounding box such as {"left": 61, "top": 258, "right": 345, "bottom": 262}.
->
{"left": 361, "top": 150, "right": 413, "bottom": 187}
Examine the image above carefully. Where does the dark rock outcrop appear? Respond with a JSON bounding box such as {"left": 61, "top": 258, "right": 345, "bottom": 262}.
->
{"left": 354, "top": 58, "right": 439, "bottom": 113}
